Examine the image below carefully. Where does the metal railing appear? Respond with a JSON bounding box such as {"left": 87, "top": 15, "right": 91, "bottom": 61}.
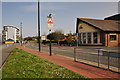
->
{"left": 26, "top": 43, "right": 120, "bottom": 73}
{"left": 2, "top": 43, "right": 20, "bottom": 49}
{"left": 74, "top": 48, "right": 120, "bottom": 73}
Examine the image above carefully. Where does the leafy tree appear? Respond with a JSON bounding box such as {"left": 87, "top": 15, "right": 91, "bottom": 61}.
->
{"left": 66, "top": 33, "right": 73, "bottom": 44}
{"left": 47, "top": 30, "right": 65, "bottom": 44}
{"left": 23, "top": 36, "right": 38, "bottom": 41}
{"left": 24, "top": 37, "right": 32, "bottom": 41}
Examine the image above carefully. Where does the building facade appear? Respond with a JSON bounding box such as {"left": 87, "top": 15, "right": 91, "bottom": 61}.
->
{"left": 2, "top": 26, "right": 20, "bottom": 43}
{"left": 76, "top": 18, "right": 120, "bottom": 47}
{"left": 104, "top": 14, "right": 120, "bottom": 21}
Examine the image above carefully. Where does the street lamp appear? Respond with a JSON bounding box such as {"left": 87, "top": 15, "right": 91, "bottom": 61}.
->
{"left": 38, "top": 0, "right": 41, "bottom": 52}
{"left": 47, "top": 13, "right": 55, "bottom": 56}
{"left": 49, "top": 30, "right": 52, "bottom": 56}
{"left": 20, "top": 22, "right": 22, "bottom": 46}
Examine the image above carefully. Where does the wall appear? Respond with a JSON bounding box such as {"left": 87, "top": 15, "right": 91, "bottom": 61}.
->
{"left": 77, "top": 22, "right": 103, "bottom": 45}
{"left": 100, "top": 32, "right": 105, "bottom": 45}
{"left": 118, "top": 34, "right": 120, "bottom": 46}
{"left": 105, "top": 33, "right": 119, "bottom": 47}
{"left": 78, "top": 22, "right": 100, "bottom": 33}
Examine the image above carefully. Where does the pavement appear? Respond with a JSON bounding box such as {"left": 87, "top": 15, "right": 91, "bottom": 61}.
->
{"left": 25, "top": 43, "right": 119, "bottom": 70}
{"left": 16, "top": 45, "right": 120, "bottom": 80}
{"left": 0, "top": 44, "right": 16, "bottom": 68}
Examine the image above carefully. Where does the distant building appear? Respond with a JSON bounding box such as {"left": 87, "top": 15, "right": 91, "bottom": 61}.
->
{"left": 104, "top": 14, "right": 120, "bottom": 21}
{"left": 41, "top": 36, "right": 47, "bottom": 41}
{"left": 2, "top": 26, "right": 20, "bottom": 43}
{"left": 5, "top": 39, "right": 14, "bottom": 44}
{"left": 76, "top": 18, "right": 120, "bottom": 47}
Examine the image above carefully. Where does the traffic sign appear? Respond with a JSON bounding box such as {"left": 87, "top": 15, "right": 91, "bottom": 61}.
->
{"left": 47, "top": 17, "right": 54, "bottom": 30}
{"left": 47, "top": 17, "right": 53, "bottom": 24}
{"left": 48, "top": 24, "right": 53, "bottom": 30}
{"left": 76, "top": 33, "right": 78, "bottom": 36}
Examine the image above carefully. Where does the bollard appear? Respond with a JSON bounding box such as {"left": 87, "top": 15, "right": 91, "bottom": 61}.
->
{"left": 49, "top": 40, "right": 52, "bottom": 56}
{"left": 74, "top": 48, "right": 76, "bottom": 62}
{"left": 98, "top": 50, "right": 100, "bottom": 67}
{"left": 108, "top": 51, "right": 110, "bottom": 70}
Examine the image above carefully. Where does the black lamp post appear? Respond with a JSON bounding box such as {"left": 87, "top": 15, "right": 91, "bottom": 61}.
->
{"left": 20, "top": 22, "right": 22, "bottom": 46}
{"left": 47, "top": 13, "right": 54, "bottom": 56}
{"left": 38, "top": 0, "right": 41, "bottom": 52}
{"left": 49, "top": 30, "right": 52, "bottom": 56}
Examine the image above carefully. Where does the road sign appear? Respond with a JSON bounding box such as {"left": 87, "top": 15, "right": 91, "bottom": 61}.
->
{"left": 47, "top": 18, "right": 53, "bottom": 24}
{"left": 48, "top": 24, "right": 53, "bottom": 30}
{"left": 47, "top": 17, "right": 54, "bottom": 30}
{"left": 76, "top": 33, "right": 78, "bottom": 36}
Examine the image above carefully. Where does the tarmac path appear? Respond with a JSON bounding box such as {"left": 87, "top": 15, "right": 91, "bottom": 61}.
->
{"left": 0, "top": 44, "right": 16, "bottom": 68}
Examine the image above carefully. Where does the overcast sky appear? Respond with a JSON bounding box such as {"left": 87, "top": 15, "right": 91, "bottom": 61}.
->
{"left": 1, "top": 2, "right": 118, "bottom": 37}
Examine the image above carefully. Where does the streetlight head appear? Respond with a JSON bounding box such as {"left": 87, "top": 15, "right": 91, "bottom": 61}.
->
{"left": 51, "top": 13, "right": 55, "bottom": 15}
{"left": 48, "top": 13, "right": 55, "bottom": 18}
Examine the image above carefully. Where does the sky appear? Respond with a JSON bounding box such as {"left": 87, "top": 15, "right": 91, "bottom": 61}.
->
{"left": 1, "top": 2, "right": 118, "bottom": 37}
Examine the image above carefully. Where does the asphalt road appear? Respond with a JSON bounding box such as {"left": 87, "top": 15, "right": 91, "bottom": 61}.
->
{"left": 26, "top": 43, "right": 119, "bottom": 69}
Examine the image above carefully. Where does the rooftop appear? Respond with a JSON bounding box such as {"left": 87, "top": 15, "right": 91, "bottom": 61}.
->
{"left": 78, "top": 18, "right": 120, "bottom": 31}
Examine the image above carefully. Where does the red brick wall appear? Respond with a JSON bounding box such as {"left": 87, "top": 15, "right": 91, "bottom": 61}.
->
{"left": 118, "top": 34, "right": 120, "bottom": 46}
{"left": 100, "top": 32, "right": 105, "bottom": 45}
{"left": 105, "top": 33, "right": 119, "bottom": 47}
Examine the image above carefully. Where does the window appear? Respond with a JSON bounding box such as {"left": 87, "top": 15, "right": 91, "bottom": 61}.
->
{"left": 110, "top": 35, "right": 116, "bottom": 41}
{"left": 93, "top": 32, "right": 98, "bottom": 43}
{"left": 87, "top": 32, "right": 91, "bottom": 43}
{"left": 78, "top": 33, "right": 82, "bottom": 44}
{"left": 83, "top": 33, "right": 86, "bottom": 43}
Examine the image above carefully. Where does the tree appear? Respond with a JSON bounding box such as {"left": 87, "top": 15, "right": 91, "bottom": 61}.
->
{"left": 47, "top": 30, "right": 65, "bottom": 44}
{"left": 23, "top": 36, "right": 38, "bottom": 41}
{"left": 65, "top": 33, "right": 78, "bottom": 46}
{"left": 24, "top": 37, "right": 33, "bottom": 41}
{"left": 66, "top": 33, "right": 73, "bottom": 44}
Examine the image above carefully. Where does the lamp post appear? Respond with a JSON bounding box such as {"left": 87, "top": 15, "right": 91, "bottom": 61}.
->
{"left": 20, "top": 22, "right": 22, "bottom": 46}
{"left": 47, "top": 13, "right": 54, "bottom": 56}
{"left": 49, "top": 30, "right": 52, "bottom": 56}
{"left": 38, "top": 0, "right": 41, "bottom": 52}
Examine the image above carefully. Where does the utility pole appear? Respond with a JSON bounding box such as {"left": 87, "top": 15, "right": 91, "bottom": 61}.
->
{"left": 20, "top": 22, "right": 22, "bottom": 46}
{"left": 38, "top": 0, "right": 41, "bottom": 52}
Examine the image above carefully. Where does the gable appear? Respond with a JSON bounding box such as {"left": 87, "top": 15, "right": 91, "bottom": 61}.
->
{"left": 78, "top": 22, "right": 100, "bottom": 33}
{"left": 78, "top": 18, "right": 120, "bottom": 31}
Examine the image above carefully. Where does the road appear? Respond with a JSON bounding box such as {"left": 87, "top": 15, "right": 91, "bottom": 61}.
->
{"left": 26, "top": 43, "right": 119, "bottom": 70}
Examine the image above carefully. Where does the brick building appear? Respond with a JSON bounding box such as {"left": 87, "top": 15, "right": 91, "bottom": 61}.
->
{"left": 104, "top": 14, "right": 120, "bottom": 21}
{"left": 76, "top": 18, "right": 120, "bottom": 47}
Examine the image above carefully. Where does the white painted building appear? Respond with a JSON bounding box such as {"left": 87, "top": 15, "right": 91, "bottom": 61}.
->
{"left": 2, "top": 26, "right": 20, "bottom": 43}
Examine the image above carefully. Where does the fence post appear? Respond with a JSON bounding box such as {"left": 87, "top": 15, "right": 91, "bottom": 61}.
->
{"left": 74, "top": 48, "right": 76, "bottom": 62}
{"left": 108, "top": 51, "right": 110, "bottom": 70}
{"left": 98, "top": 50, "right": 100, "bottom": 67}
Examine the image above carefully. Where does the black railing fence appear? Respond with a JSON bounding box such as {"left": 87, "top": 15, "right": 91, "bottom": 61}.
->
{"left": 74, "top": 48, "right": 120, "bottom": 73}
{"left": 26, "top": 43, "right": 119, "bottom": 73}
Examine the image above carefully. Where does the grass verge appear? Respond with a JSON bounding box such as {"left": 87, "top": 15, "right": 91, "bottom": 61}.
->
{"left": 2, "top": 48, "right": 90, "bottom": 80}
